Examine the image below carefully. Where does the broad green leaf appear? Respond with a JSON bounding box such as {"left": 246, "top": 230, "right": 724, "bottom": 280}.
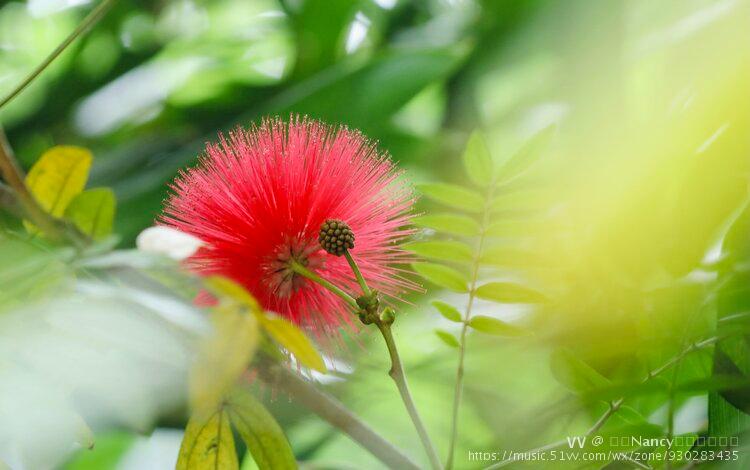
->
{"left": 227, "top": 388, "right": 297, "bottom": 470}
{"left": 462, "top": 130, "right": 493, "bottom": 187}
{"left": 412, "top": 213, "right": 480, "bottom": 236}
{"left": 550, "top": 348, "right": 609, "bottom": 393}
{"left": 435, "top": 329, "right": 459, "bottom": 348}
{"left": 25, "top": 146, "right": 92, "bottom": 218}
{"left": 468, "top": 315, "right": 525, "bottom": 336}
{"left": 431, "top": 300, "right": 463, "bottom": 322}
{"left": 474, "top": 282, "right": 547, "bottom": 304}
{"left": 205, "top": 276, "right": 262, "bottom": 312}
{"left": 190, "top": 306, "right": 259, "bottom": 414}
{"left": 405, "top": 240, "right": 473, "bottom": 262}
{"left": 177, "top": 409, "right": 238, "bottom": 470}
{"left": 64, "top": 188, "right": 115, "bottom": 240}
{"left": 259, "top": 314, "right": 326, "bottom": 373}
{"left": 412, "top": 263, "right": 468, "bottom": 292}
{"left": 416, "top": 183, "right": 484, "bottom": 212}
{"left": 496, "top": 125, "right": 554, "bottom": 183}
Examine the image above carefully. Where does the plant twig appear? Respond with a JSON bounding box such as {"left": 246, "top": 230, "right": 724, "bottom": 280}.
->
{"left": 345, "top": 251, "right": 371, "bottom": 296}
{"left": 0, "top": 181, "right": 22, "bottom": 218}
{"left": 256, "top": 357, "right": 421, "bottom": 470}
{"left": 377, "top": 321, "right": 443, "bottom": 470}
{"left": 446, "top": 181, "right": 495, "bottom": 469}
{"left": 0, "top": 0, "right": 119, "bottom": 110}
{"left": 485, "top": 336, "right": 722, "bottom": 469}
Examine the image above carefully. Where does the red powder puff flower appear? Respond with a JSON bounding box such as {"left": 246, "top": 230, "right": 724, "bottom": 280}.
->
{"left": 161, "top": 117, "right": 416, "bottom": 333}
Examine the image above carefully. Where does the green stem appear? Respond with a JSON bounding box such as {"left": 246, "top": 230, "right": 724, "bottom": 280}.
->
{"left": 377, "top": 322, "right": 443, "bottom": 470}
{"left": 0, "top": 0, "right": 119, "bottom": 110}
{"left": 289, "top": 260, "right": 358, "bottom": 308}
{"left": 345, "top": 250, "right": 371, "bottom": 296}
{"left": 446, "top": 183, "right": 495, "bottom": 469}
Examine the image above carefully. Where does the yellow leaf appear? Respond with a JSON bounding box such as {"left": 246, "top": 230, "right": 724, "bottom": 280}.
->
{"left": 259, "top": 314, "right": 326, "bottom": 373}
{"left": 25, "top": 146, "right": 92, "bottom": 218}
{"left": 64, "top": 188, "right": 116, "bottom": 239}
{"left": 190, "top": 305, "right": 259, "bottom": 415}
{"left": 205, "top": 276, "right": 262, "bottom": 312}
{"left": 177, "top": 409, "right": 238, "bottom": 470}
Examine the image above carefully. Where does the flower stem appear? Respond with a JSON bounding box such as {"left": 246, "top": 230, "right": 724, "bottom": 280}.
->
{"left": 0, "top": 0, "right": 119, "bottom": 110}
{"left": 345, "top": 250, "right": 371, "bottom": 296}
{"left": 289, "top": 260, "right": 358, "bottom": 308}
{"left": 377, "top": 322, "right": 443, "bottom": 470}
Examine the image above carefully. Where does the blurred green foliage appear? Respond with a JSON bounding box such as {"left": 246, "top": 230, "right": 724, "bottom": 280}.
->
{"left": 3, "top": 0, "right": 750, "bottom": 469}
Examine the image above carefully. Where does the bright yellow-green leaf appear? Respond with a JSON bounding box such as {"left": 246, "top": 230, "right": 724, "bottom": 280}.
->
{"left": 64, "top": 188, "right": 115, "bottom": 239}
{"left": 490, "top": 189, "right": 549, "bottom": 214}
{"left": 259, "top": 314, "right": 326, "bottom": 373}
{"left": 190, "top": 306, "right": 259, "bottom": 414}
{"left": 416, "top": 183, "right": 484, "bottom": 212}
{"left": 468, "top": 315, "right": 525, "bottom": 336}
{"left": 205, "top": 276, "right": 262, "bottom": 312}
{"left": 435, "top": 329, "right": 459, "bottom": 348}
{"left": 412, "top": 262, "right": 468, "bottom": 292}
{"left": 463, "top": 130, "right": 494, "bottom": 187}
{"left": 177, "top": 409, "right": 239, "bottom": 470}
{"left": 412, "top": 213, "right": 480, "bottom": 236}
{"left": 431, "top": 300, "right": 463, "bottom": 322}
{"left": 227, "top": 388, "right": 297, "bottom": 470}
{"left": 474, "top": 282, "right": 547, "bottom": 304}
{"left": 25, "top": 146, "right": 92, "bottom": 218}
{"left": 496, "top": 125, "right": 554, "bottom": 183}
{"left": 405, "top": 240, "right": 473, "bottom": 262}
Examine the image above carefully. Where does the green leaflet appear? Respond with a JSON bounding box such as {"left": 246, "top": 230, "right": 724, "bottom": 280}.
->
{"left": 227, "top": 388, "right": 297, "bottom": 470}
{"left": 64, "top": 188, "right": 116, "bottom": 240}
{"left": 431, "top": 300, "right": 463, "bottom": 322}
{"left": 550, "top": 348, "right": 610, "bottom": 394}
{"left": 412, "top": 213, "right": 480, "bottom": 236}
{"left": 474, "top": 282, "right": 547, "bottom": 304}
{"left": 405, "top": 240, "right": 473, "bottom": 263}
{"left": 462, "top": 130, "right": 494, "bottom": 187}
{"left": 416, "top": 183, "right": 484, "bottom": 212}
{"left": 468, "top": 315, "right": 525, "bottom": 336}
{"left": 412, "top": 262, "right": 468, "bottom": 293}
{"left": 435, "top": 329, "right": 459, "bottom": 348}
{"left": 496, "top": 125, "right": 554, "bottom": 184}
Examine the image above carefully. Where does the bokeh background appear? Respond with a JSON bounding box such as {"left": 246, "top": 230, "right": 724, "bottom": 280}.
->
{"left": 2, "top": 0, "right": 750, "bottom": 468}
